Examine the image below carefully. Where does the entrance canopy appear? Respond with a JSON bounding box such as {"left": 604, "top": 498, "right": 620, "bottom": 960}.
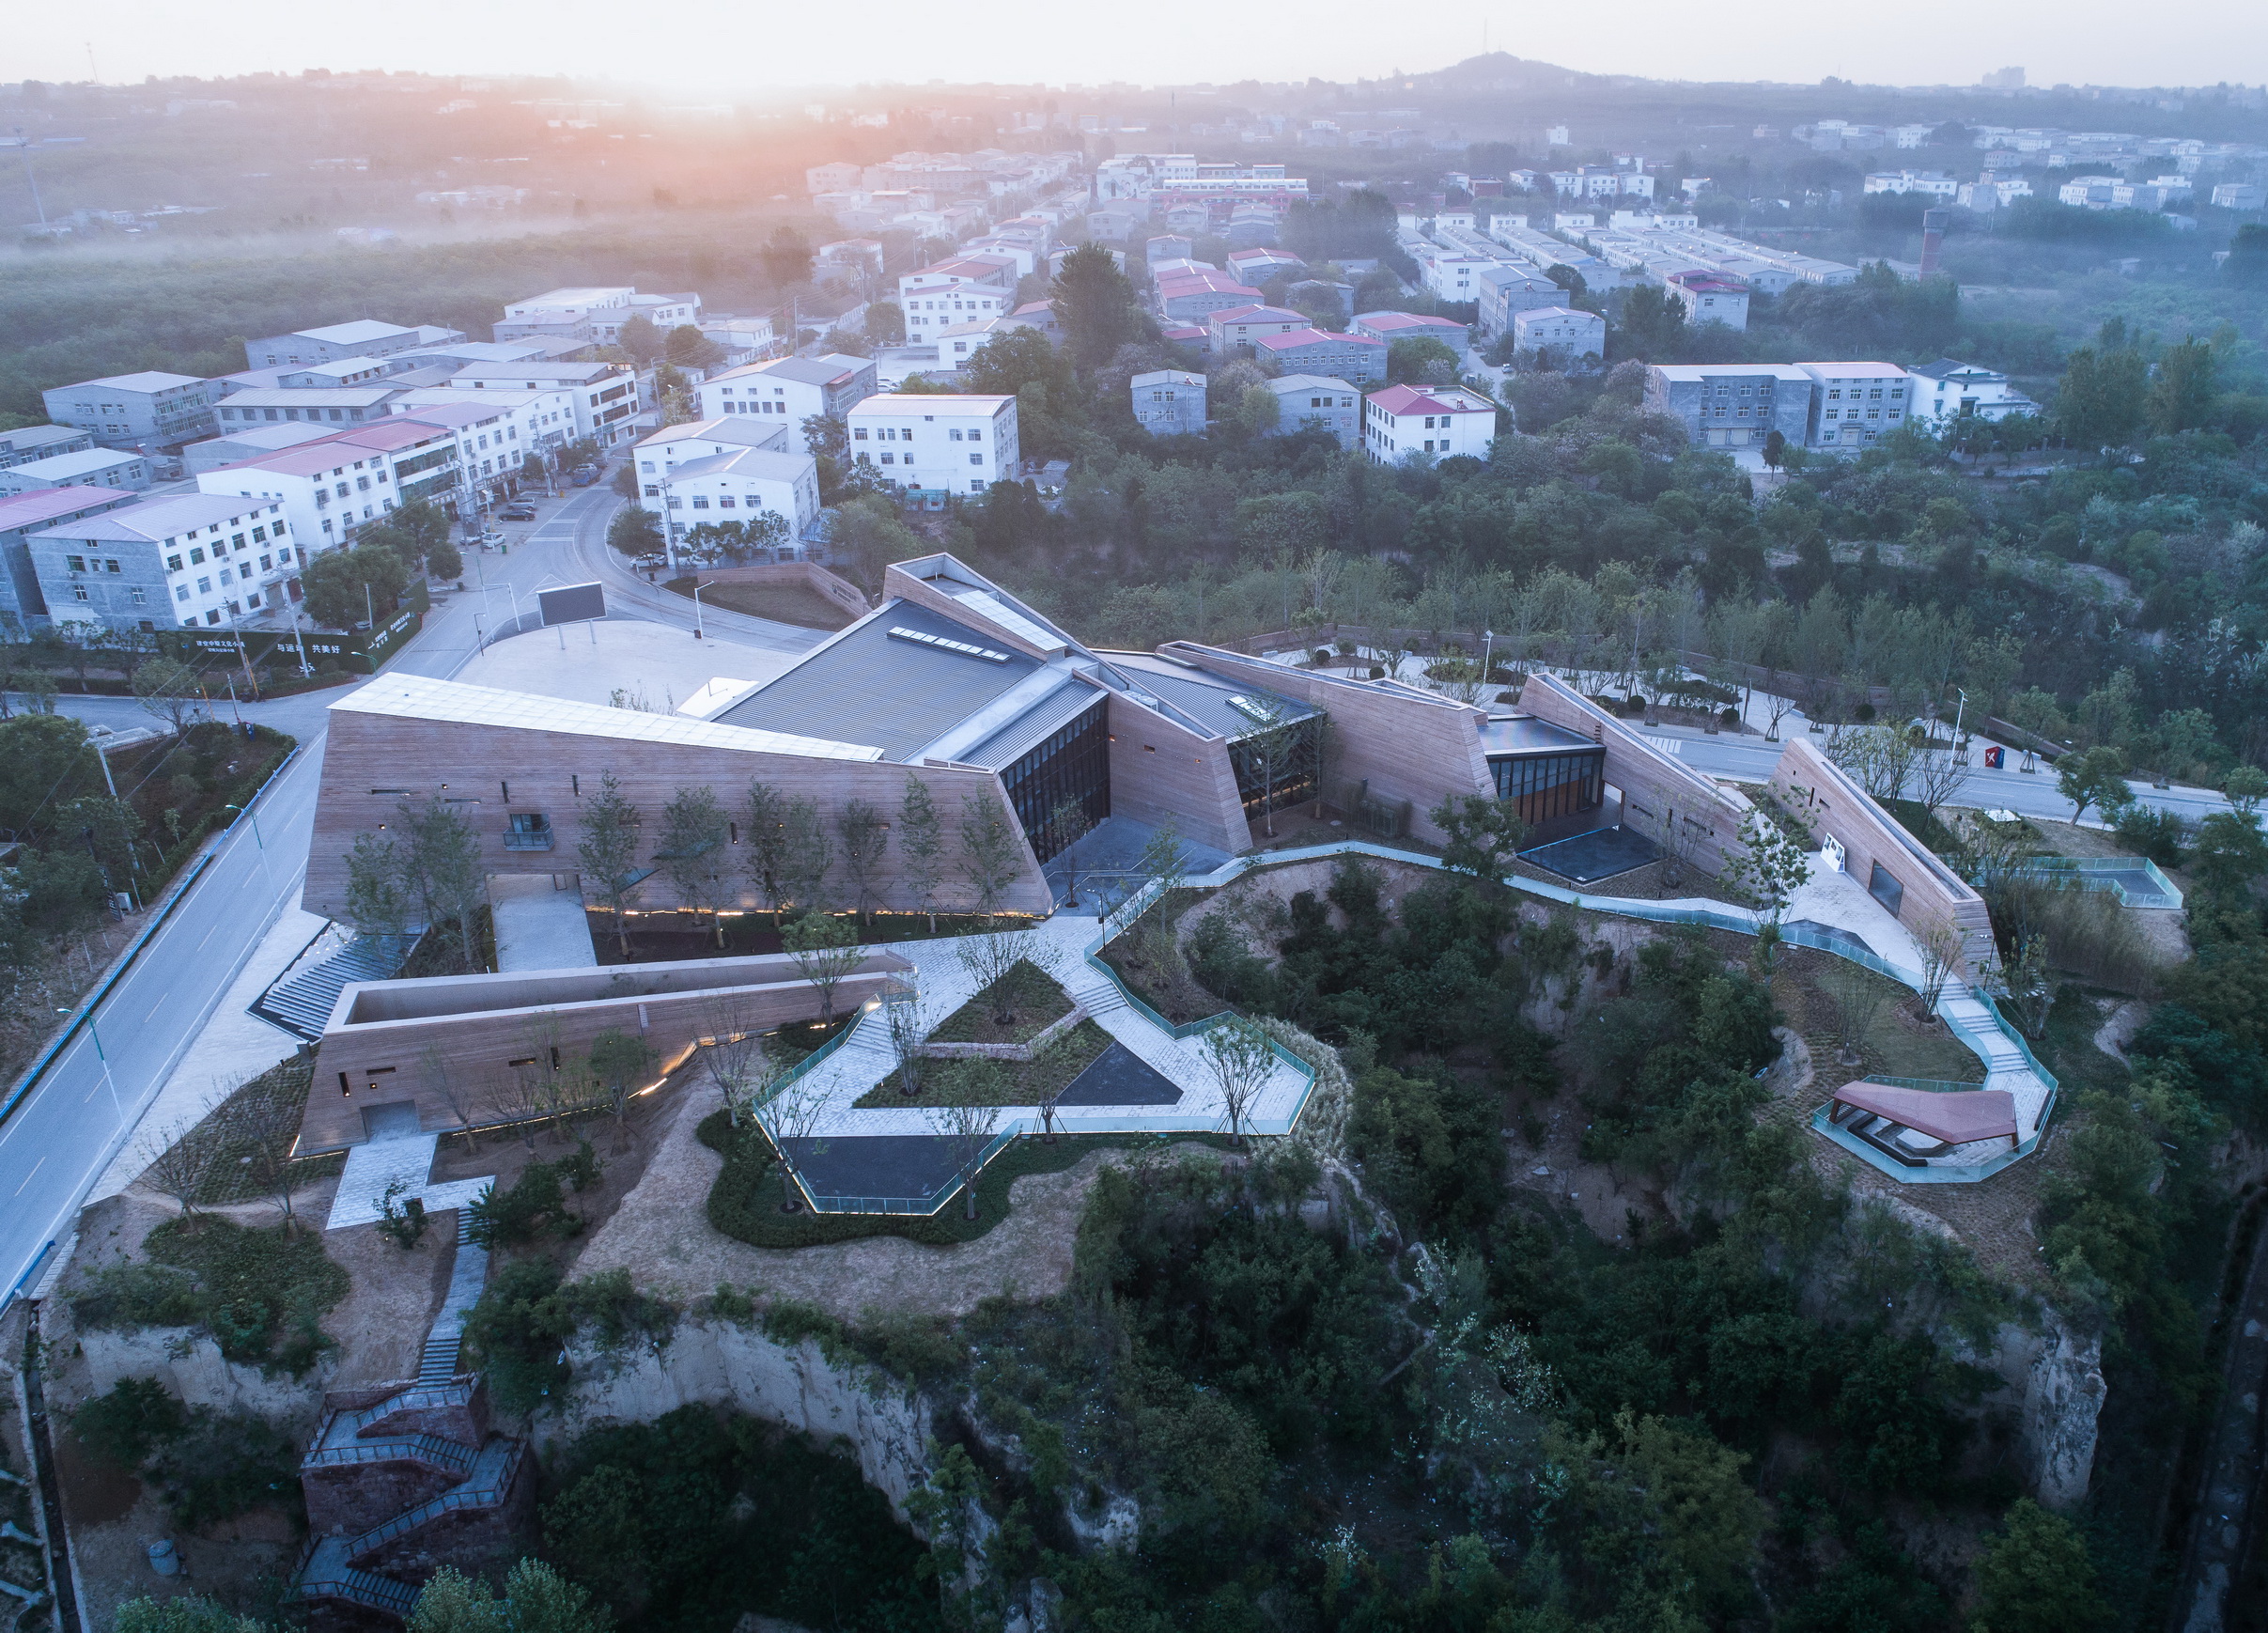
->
{"left": 1830, "top": 1081, "right": 2016, "bottom": 1145}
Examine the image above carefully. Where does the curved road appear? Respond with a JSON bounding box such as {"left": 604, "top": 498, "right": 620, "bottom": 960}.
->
{"left": 0, "top": 478, "right": 820, "bottom": 1305}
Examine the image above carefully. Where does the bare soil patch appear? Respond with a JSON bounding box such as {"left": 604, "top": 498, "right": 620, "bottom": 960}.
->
{"left": 664, "top": 577, "right": 857, "bottom": 630}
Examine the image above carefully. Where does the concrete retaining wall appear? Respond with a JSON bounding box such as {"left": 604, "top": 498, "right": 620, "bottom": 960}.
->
{"left": 681, "top": 561, "right": 870, "bottom": 620}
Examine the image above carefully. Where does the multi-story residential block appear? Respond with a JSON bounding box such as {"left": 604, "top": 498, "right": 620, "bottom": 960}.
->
{"left": 0, "top": 426, "right": 96, "bottom": 470}
{"left": 1473, "top": 267, "right": 1571, "bottom": 339}
{"left": 658, "top": 447, "right": 823, "bottom": 560}
{"left": 211, "top": 387, "right": 401, "bottom": 429}
{"left": 2211, "top": 182, "right": 2266, "bottom": 211}
{"left": 495, "top": 287, "right": 701, "bottom": 347}
{"left": 1226, "top": 246, "right": 1304, "bottom": 283}
{"left": 1510, "top": 306, "right": 1606, "bottom": 363}
{"left": 846, "top": 394, "right": 1020, "bottom": 497}
{"left": 29, "top": 492, "right": 298, "bottom": 632}
{"left": 0, "top": 487, "right": 139, "bottom": 627}
{"left": 1209, "top": 304, "right": 1310, "bottom": 357}
{"left": 1157, "top": 273, "right": 1266, "bottom": 323}
{"left": 197, "top": 417, "right": 463, "bottom": 552}
{"left": 697, "top": 355, "right": 879, "bottom": 451}
{"left": 1862, "top": 170, "right": 1961, "bottom": 197}
{"left": 1251, "top": 328, "right": 1390, "bottom": 383}
{"left": 181, "top": 423, "right": 341, "bottom": 476}
{"left": 383, "top": 388, "right": 579, "bottom": 476}
{"left": 1352, "top": 311, "right": 1472, "bottom": 354}
{"left": 629, "top": 420, "right": 794, "bottom": 518}
{"left": 421, "top": 359, "right": 642, "bottom": 445}
{"left": 903, "top": 283, "right": 1017, "bottom": 347}
{"left": 1002, "top": 301, "right": 1064, "bottom": 346}
{"left": 1799, "top": 362, "right": 1915, "bottom": 446}
{"left": 1643, "top": 365, "right": 1815, "bottom": 451}
{"left": 1131, "top": 371, "right": 1206, "bottom": 436}
{"left": 1904, "top": 360, "right": 2039, "bottom": 428}
{"left": 42, "top": 372, "right": 217, "bottom": 453}
{"left": 1666, "top": 270, "right": 1750, "bottom": 331}
{"left": 242, "top": 320, "right": 464, "bottom": 370}
{"left": 898, "top": 256, "right": 1021, "bottom": 303}
{"left": 1363, "top": 384, "right": 1498, "bottom": 462}
{"left": 0, "top": 447, "right": 153, "bottom": 495}
{"left": 1263, "top": 375, "right": 1361, "bottom": 449}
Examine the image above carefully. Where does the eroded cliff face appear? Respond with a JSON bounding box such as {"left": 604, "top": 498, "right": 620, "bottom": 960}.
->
{"left": 551, "top": 1320, "right": 936, "bottom": 1525}
{"left": 69, "top": 1318, "right": 330, "bottom": 1427}
{"left": 2017, "top": 1324, "right": 2106, "bottom": 1511}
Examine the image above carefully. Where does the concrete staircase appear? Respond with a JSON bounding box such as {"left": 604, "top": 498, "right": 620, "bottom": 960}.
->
{"left": 253, "top": 930, "right": 420, "bottom": 1039}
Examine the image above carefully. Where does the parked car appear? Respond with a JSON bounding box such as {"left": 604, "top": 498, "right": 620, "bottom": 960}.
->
{"left": 632, "top": 553, "right": 668, "bottom": 573}
{"left": 476, "top": 529, "right": 505, "bottom": 547}
{"left": 497, "top": 502, "right": 537, "bottom": 521}
{"left": 569, "top": 464, "right": 600, "bottom": 487}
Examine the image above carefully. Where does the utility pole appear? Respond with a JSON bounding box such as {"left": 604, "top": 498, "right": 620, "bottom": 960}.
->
{"left": 12, "top": 128, "right": 49, "bottom": 234}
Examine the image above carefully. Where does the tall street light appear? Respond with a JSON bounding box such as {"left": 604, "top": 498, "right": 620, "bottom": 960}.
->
{"left": 58, "top": 1007, "right": 121, "bottom": 1118}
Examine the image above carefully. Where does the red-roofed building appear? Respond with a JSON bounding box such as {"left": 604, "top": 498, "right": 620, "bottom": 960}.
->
{"left": 1664, "top": 270, "right": 1749, "bottom": 332}
{"left": 1250, "top": 328, "right": 1388, "bottom": 384}
{"left": 1207, "top": 304, "right": 1309, "bottom": 358}
{"left": 197, "top": 416, "right": 463, "bottom": 552}
{"left": 1158, "top": 276, "right": 1266, "bottom": 323}
{"left": 1350, "top": 310, "right": 1472, "bottom": 354}
{"left": 1363, "top": 383, "right": 1499, "bottom": 463}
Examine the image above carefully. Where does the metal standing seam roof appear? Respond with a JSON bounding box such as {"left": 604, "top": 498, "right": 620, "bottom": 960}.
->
{"left": 0, "top": 487, "right": 137, "bottom": 531}
{"left": 334, "top": 673, "right": 882, "bottom": 761}
{"left": 29, "top": 492, "right": 280, "bottom": 543}
{"left": 712, "top": 599, "right": 1043, "bottom": 761}
{"left": 1101, "top": 652, "right": 1316, "bottom": 739}
{"left": 1480, "top": 715, "right": 1598, "bottom": 755}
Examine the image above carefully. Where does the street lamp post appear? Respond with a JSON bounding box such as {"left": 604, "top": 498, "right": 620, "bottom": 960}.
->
{"left": 1482, "top": 629, "right": 1496, "bottom": 691}
{"left": 1951, "top": 687, "right": 1969, "bottom": 754}
{"left": 691, "top": 580, "right": 710, "bottom": 640}
{"left": 59, "top": 1007, "right": 121, "bottom": 1118}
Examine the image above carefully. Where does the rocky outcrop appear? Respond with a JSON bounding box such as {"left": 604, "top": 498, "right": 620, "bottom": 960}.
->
{"left": 551, "top": 1318, "right": 936, "bottom": 1525}
{"left": 2017, "top": 1325, "right": 2106, "bottom": 1510}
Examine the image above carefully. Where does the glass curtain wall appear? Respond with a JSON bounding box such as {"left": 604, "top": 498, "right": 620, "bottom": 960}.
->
{"left": 1002, "top": 697, "right": 1111, "bottom": 862}
{"left": 1488, "top": 746, "right": 1605, "bottom": 828}
{"left": 1229, "top": 714, "right": 1326, "bottom": 820}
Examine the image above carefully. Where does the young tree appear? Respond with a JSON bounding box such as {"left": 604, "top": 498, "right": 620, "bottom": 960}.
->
{"left": 959, "top": 791, "right": 1025, "bottom": 915}
{"left": 1722, "top": 810, "right": 1813, "bottom": 961}
{"left": 763, "top": 1072, "right": 832, "bottom": 1210}
{"left": 576, "top": 772, "right": 642, "bottom": 957}
{"left": 702, "top": 996, "right": 787, "bottom": 1128}
{"left": 401, "top": 796, "right": 485, "bottom": 970}
{"left": 1430, "top": 793, "right": 1527, "bottom": 889}
{"left": 226, "top": 1070, "right": 310, "bottom": 1232}
{"left": 743, "top": 780, "right": 789, "bottom": 925}
{"left": 1910, "top": 740, "right": 1971, "bottom": 818}
{"left": 783, "top": 910, "right": 862, "bottom": 1020}
{"left": 606, "top": 507, "right": 662, "bottom": 558}
{"left": 898, "top": 775, "right": 947, "bottom": 931}
{"left": 1969, "top": 1500, "right": 2113, "bottom": 1633}
{"left": 836, "top": 798, "right": 890, "bottom": 925}
{"left": 422, "top": 1043, "right": 481, "bottom": 1153}
{"left": 2058, "top": 745, "right": 2134, "bottom": 826}
{"left": 886, "top": 992, "right": 932, "bottom": 1099}
{"left": 1914, "top": 920, "right": 1962, "bottom": 1018}
{"left": 1234, "top": 695, "right": 1303, "bottom": 839}
{"left": 587, "top": 1029, "right": 656, "bottom": 1151}
{"left": 617, "top": 314, "right": 664, "bottom": 366}
{"left": 1044, "top": 796, "right": 1093, "bottom": 905}
{"left": 657, "top": 785, "right": 730, "bottom": 944}
{"left": 138, "top": 1116, "right": 220, "bottom": 1227}
{"left": 343, "top": 832, "right": 411, "bottom": 938}
{"left": 409, "top": 1560, "right": 614, "bottom": 1633}
{"left": 1822, "top": 964, "right": 1889, "bottom": 1067}
{"left": 956, "top": 924, "right": 1059, "bottom": 1029}
{"left": 925, "top": 1097, "right": 1004, "bottom": 1220}
{"left": 1203, "top": 1016, "right": 1278, "bottom": 1149}
{"left": 132, "top": 657, "right": 203, "bottom": 736}
{"left": 778, "top": 797, "right": 832, "bottom": 915}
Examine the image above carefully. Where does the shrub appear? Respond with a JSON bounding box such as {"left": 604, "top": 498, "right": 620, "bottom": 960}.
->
{"left": 70, "top": 1263, "right": 202, "bottom": 1331}
{"left": 461, "top": 1257, "right": 576, "bottom": 1415}
{"left": 468, "top": 1159, "right": 584, "bottom": 1247}
{"left": 2114, "top": 802, "right": 2188, "bottom": 867}
{"left": 72, "top": 1377, "right": 188, "bottom": 1469}
{"left": 130, "top": 1216, "right": 350, "bottom": 1373}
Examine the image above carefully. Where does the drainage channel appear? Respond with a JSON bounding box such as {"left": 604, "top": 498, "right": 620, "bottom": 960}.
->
{"left": 20, "top": 1314, "right": 82, "bottom": 1633}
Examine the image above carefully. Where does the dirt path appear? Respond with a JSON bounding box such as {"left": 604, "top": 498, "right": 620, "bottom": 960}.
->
{"left": 567, "top": 1085, "right": 1129, "bottom": 1320}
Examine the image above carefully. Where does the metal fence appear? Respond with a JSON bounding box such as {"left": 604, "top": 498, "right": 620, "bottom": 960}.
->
{"left": 1996, "top": 854, "right": 2184, "bottom": 910}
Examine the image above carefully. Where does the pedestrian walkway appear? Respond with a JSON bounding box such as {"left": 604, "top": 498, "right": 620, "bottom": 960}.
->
{"left": 489, "top": 875, "right": 598, "bottom": 972}
{"left": 326, "top": 1125, "right": 491, "bottom": 1231}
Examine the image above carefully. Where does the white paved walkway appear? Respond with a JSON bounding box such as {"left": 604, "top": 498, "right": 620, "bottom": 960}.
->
{"left": 491, "top": 874, "right": 598, "bottom": 972}
{"left": 326, "top": 1127, "right": 491, "bottom": 1230}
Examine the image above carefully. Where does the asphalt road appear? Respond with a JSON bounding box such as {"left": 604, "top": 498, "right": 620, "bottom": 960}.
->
{"left": 0, "top": 477, "right": 816, "bottom": 1305}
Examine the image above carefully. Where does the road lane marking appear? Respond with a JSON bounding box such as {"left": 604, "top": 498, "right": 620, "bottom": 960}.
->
{"left": 12, "top": 1156, "right": 42, "bottom": 1196}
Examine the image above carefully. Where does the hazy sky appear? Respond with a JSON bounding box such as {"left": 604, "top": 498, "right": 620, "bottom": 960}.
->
{"left": 14, "top": 0, "right": 2266, "bottom": 101}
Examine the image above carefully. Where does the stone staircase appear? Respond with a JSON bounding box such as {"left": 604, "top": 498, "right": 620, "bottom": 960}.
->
{"left": 291, "top": 1206, "right": 522, "bottom": 1621}
{"left": 253, "top": 929, "right": 421, "bottom": 1039}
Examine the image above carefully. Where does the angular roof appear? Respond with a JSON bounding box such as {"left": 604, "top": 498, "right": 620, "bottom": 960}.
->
{"left": 0, "top": 487, "right": 137, "bottom": 533}
{"left": 1104, "top": 651, "right": 1317, "bottom": 739}
{"left": 1512, "top": 305, "right": 1598, "bottom": 323}
{"left": 1209, "top": 304, "right": 1305, "bottom": 326}
{"left": 1252, "top": 327, "right": 1386, "bottom": 353}
{"left": 714, "top": 598, "right": 1044, "bottom": 761}
{"left": 1909, "top": 357, "right": 2006, "bottom": 382}
{"left": 295, "top": 319, "right": 417, "bottom": 346}
{"left": 1266, "top": 374, "right": 1359, "bottom": 395}
{"left": 0, "top": 425, "right": 90, "bottom": 453}
{"left": 334, "top": 672, "right": 880, "bottom": 762}
{"left": 1354, "top": 310, "right": 1467, "bottom": 332}
{"left": 5, "top": 447, "right": 144, "bottom": 477}
{"left": 1831, "top": 1082, "right": 2016, "bottom": 1144}
{"left": 1367, "top": 383, "right": 1494, "bottom": 416}
{"left": 28, "top": 492, "right": 280, "bottom": 543}
{"left": 1650, "top": 364, "right": 1813, "bottom": 382}
{"left": 714, "top": 354, "right": 870, "bottom": 389}
{"left": 661, "top": 447, "right": 816, "bottom": 483}
{"left": 197, "top": 423, "right": 338, "bottom": 454}
{"left": 634, "top": 418, "right": 792, "bottom": 454}
{"left": 69, "top": 371, "right": 206, "bottom": 394}
{"left": 847, "top": 393, "right": 1015, "bottom": 413}
{"left": 1795, "top": 360, "right": 1911, "bottom": 380}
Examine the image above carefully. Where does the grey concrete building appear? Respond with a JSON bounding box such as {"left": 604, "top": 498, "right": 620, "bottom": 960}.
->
{"left": 1264, "top": 374, "right": 1362, "bottom": 449}
{"left": 1132, "top": 370, "right": 1207, "bottom": 436}
{"left": 28, "top": 492, "right": 292, "bottom": 634}
{"left": 41, "top": 371, "right": 216, "bottom": 453}
{"left": 0, "top": 487, "right": 140, "bottom": 629}
{"left": 0, "top": 447, "right": 153, "bottom": 494}
{"left": 242, "top": 320, "right": 465, "bottom": 371}
{"left": 1643, "top": 364, "right": 1814, "bottom": 452}
{"left": 0, "top": 426, "right": 96, "bottom": 470}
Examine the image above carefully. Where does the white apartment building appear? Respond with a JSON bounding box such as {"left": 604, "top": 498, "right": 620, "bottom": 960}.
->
{"left": 197, "top": 417, "right": 462, "bottom": 552}
{"left": 496, "top": 287, "right": 701, "bottom": 346}
{"left": 1799, "top": 363, "right": 1915, "bottom": 446}
{"left": 1905, "top": 360, "right": 2040, "bottom": 428}
{"left": 847, "top": 395, "right": 1020, "bottom": 497}
{"left": 902, "top": 283, "right": 1017, "bottom": 347}
{"left": 422, "top": 361, "right": 641, "bottom": 445}
{"left": 658, "top": 448, "right": 823, "bottom": 561}
{"left": 383, "top": 388, "right": 578, "bottom": 475}
{"left": 629, "top": 419, "right": 793, "bottom": 516}
{"left": 1363, "top": 384, "right": 1497, "bottom": 463}
{"left": 30, "top": 492, "right": 298, "bottom": 632}
{"left": 1131, "top": 371, "right": 1206, "bottom": 437}
{"left": 0, "top": 447, "right": 154, "bottom": 495}
{"left": 697, "top": 354, "right": 879, "bottom": 452}
{"left": 1862, "top": 170, "right": 1961, "bottom": 198}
